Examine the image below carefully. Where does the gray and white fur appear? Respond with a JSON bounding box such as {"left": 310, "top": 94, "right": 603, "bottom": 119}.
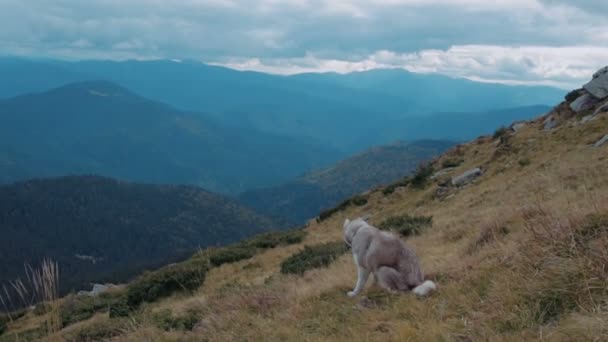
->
{"left": 343, "top": 217, "right": 436, "bottom": 297}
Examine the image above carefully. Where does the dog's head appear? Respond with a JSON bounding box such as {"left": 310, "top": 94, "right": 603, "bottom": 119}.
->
{"left": 343, "top": 216, "right": 370, "bottom": 247}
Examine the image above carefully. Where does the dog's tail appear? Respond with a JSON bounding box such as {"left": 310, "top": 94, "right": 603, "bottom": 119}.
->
{"left": 412, "top": 280, "right": 436, "bottom": 297}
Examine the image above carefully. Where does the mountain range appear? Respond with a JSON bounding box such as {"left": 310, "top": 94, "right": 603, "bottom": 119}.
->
{"left": 0, "top": 81, "right": 338, "bottom": 194}
{"left": 0, "top": 175, "right": 276, "bottom": 293}
{"left": 240, "top": 140, "right": 454, "bottom": 224}
{"left": 1, "top": 57, "right": 563, "bottom": 152}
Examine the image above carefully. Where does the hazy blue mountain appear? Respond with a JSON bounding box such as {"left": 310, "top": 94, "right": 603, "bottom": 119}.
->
{"left": 0, "top": 81, "right": 340, "bottom": 194}
{"left": 0, "top": 58, "right": 564, "bottom": 152}
{"left": 240, "top": 140, "right": 454, "bottom": 224}
{"left": 0, "top": 175, "right": 276, "bottom": 292}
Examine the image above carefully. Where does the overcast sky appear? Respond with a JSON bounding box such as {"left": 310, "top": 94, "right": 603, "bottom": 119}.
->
{"left": 1, "top": 0, "right": 607, "bottom": 88}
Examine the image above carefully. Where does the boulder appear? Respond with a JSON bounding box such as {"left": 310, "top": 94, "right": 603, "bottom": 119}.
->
{"left": 594, "top": 134, "right": 608, "bottom": 148}
{"left": 584, "top": 66, "right": 608, "bottom": 99}
{"left": 543, "top": 115, "right": 556, "bottom": 131}
{"left": 451, "top": 168, "right": 483, "bottom": 187}
{"left": 79, "top": 283, "right": 115, "bottom": 296}
{"left": 570, "top": 92, "right": 598, "bottom": 112}
{"left": 510, "top": 121, "right": 526, "bottom": 132}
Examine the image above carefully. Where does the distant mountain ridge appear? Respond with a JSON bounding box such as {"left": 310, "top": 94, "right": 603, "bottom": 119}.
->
{"left": 240, "top": 140, "right": 454, "bottom": 224}
{"left": 0, "top": 57, "right": 563, "bottom": 152}
{"left": 0, "top": 175, "right": 276, "bottom": 293}
{"left": 0, "top": 80, "right": 339, "bottom": 194}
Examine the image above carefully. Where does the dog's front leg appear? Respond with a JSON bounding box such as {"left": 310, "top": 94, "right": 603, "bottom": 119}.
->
{"left": 348, "top": 254, "right": 370, "bottom": 297}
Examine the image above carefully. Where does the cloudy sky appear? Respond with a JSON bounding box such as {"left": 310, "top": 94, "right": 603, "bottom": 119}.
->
{"left": 1, "top": 0, "right": 607, "bottom": 88}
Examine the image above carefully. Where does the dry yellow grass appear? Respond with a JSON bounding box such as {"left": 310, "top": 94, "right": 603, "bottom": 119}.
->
{"left": 4, "top": 106, "right": 608, "bottom": 341}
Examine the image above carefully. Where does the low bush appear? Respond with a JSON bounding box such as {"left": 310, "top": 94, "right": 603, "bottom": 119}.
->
{"left": 0, "top": 315, "right": 6, "bottom": 336}
{"left": 382, "top": 178, "right": 411, "bottom": 195}
{"left": 378, "top": 214, "right": 433, "bottom": 237}
{"left": 410, "top": 163, "right": 434, "bottom": 189}
{"left": 317, "top": 194, "right": 369, "bottom": 222}
{"left": 493, "top": 126, "right": 509, "bottom": 140}
{"left": 65, "top": 318, "right": 127, "bottom": 342}
{"left": 244, "top": 229, "right": 307, "bottom": 249}
{"left": 126, "top": 258, "right": 208, "bottom": 308}
{"left": 108, "top": 295, "right": 130, "bottom": 318}
{"left": 518, "top": 158, "right": 531, "bottom": 167}
{"left": 209, "top": 246, "right": 256, "bottom": 267}
{"left": 441, "top": 158, "right": 464, "bottom": 168}
{"left": 60, "top": 291, "right": 125, "bottom": 327}
{"left": 151, "top": 307, "right": 202, "bottom": 331}
{"left": 280, "top": 242, "right": 348, "bottom": 275}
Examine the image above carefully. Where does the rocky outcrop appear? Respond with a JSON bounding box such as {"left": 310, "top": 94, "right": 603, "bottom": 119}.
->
{"left": 543, "top": 115, "right": 557, "bottom": 131}
{"left": 451, "top": 168, "right": 483, "bottom": 187}
{"left": 584, "top": 66, "right": 608, "bottom": 99}
{"left": 594, "top": 135, "right": 608, "bottom": 148}
{"left": 570, "top": 92, "right": 598, "bottom": 112}
{"left": 510, "top": 121, "right": 526, "bottom": 133}
{"left": 77, "top": 283, "right": 115, "bottom": 297}
{"left": 569, "top": 67, "right": 608, "bottom": 114}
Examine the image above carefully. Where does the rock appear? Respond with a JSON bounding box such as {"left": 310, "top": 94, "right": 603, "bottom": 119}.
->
{"left": 593, "top": 101, "right": 608, "bottom": 116}
{"left": 570, "top": 92, "right": 598, "bottom": 112}
{"left": 510, "top": 121, "right": 526, "bottom": 132}
{"left": 594, "top": 134, "right": 608, "bottom": 147}
{"left": 580, "top": 114, "right": 597, "bottom": 124}
{"left": 451, "top": 168, "right": 483, "bottom": 187}
{"left": 543, "top": 115, "right": 556, "bottom": 131}
{"left": 435, "top": 186, "right": 450, "bottom": 199}
{"left": 431, "top": 167, "right": 455, "bottom": 180}
{"left": 584, "top": 66, "right": 608, "bottom": 99}
{"left": 79, "top": 283, "right": 115, "bottom": 296}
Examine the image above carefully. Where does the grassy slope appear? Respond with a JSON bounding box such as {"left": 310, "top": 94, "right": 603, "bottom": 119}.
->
{"left": 4, "top": 98, "right": 608, "bottom": 341}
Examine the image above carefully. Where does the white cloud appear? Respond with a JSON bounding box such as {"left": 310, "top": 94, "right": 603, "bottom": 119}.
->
{"left": 216, "top": 45, "right": 608, "bottom": 89}
{"left": 0, "top": 0, "right": 606, "bottom": 87}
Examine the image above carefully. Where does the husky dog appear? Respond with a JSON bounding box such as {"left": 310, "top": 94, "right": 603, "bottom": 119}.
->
{"left": 343, "top": 217, "right": 436, "bottom": 297}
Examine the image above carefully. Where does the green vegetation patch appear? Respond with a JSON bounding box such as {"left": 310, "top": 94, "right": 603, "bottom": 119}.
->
{"left": 410, "top": 163, "right": 434, "bottom": 189}
{"left": 209, "top": 246, "right": 256, "bottom": 267}
{"left": 378, "top": 214, "right": 433, "bottom": 237}
{"left": 243, "top": 229, "right": 307, "bottom": 249}
{"left": 151, "top": 307, "right": 203, "bottom": 332}
{"left": 280, "top": 242, "right": 348, "bottom": 275}
{"left": 60, "top": 290, "right": 126, "bottom": 327}
{"left": 441, "top": 158, "right": 464, "bottom": 168}
{"left": 126, "top": 258, "right": 208, "bottom": 309}
{"left": 382, "top": 178, "right": 411, "bottom": 195}
{"left": 318, "top": 194, "right": 369, "bottom": 222}
{"left": 64, "top": 318, "right": 128, "bottom": 342}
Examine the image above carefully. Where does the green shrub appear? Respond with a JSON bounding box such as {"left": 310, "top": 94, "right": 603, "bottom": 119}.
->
{"left": 518, "top": 158, "right": 531, "bottom": 167}
{"left": 244, "top": 229, "right": 307, "bottom": 249}
{"left": 317, "top": 195, "right": 369, "bottom": 222}
{"left": 280, "top": 242, "right": 348, "bottom": 275}
{"left": 565, "top": 88, "right": 582, "bottom": 102}
{"left": 493, "top": 126, "right": 509, "bottom": 140}
{"left": 441, "top": 158, "right": 464, "bottom": 168}
{"left": 151, "top": 307, "right": 202, "bottom": 331}
{"left": 126, "top": 258, "right": 207, "bottom": 308}
{"left": 60, "top": 291, "right": 125, "bottom": 327}
{"left": 209, "top": 246, "right": 256, "bottom": 267}
{"left": 410, "top": 163, "right": 434, "bottom": 189}
{"left": 108, "top": 295, "right": 131, "bottom": 318}
{"left": 382, "top": 178, "right": 411, "bottom": 195}
{"left": 378, "top": 214, "right": 433, "bottom": 237}
{"left": 0, "top": 315, "right": 6, "bottom": 336}
{"left": 66, "top": 318, "right": 127, "bottom": 342}
{"left": 33, "top": 303, "right": 51, "bottom": 316}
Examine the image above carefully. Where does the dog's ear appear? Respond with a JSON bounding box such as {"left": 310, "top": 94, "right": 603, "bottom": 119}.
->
{"left": 344, "top": 218, "right": 350, "bottom": 227}
{"left": 361, "top": 214, "right": 371, "bottom": 222}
